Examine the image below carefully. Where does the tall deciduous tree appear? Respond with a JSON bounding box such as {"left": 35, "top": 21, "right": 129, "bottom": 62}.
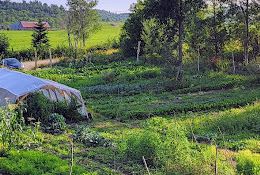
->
{"left": 66, "top": 0, "right": 100, "bottom": 60}
{"left": 227, "top": 0, "right": 260, "bottom": 64}
{"left": 174, "top": 0, "right": 205, "bottom": 80}
{"left": 32, "top": 19, "right": 49, "bottom": 69}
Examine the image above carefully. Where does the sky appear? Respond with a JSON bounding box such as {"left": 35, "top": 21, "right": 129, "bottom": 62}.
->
{"left": 11, "top": 0, "right": 138, "bottom": 13}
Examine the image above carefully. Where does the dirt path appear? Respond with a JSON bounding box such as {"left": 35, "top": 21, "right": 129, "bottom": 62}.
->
{"left": 23, "top": 59, "right": 60, "bottom": 71}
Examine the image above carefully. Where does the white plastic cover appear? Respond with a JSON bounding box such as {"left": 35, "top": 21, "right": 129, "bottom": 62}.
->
{"left": 0, "top": 68, "right": 87, "bottom": 116}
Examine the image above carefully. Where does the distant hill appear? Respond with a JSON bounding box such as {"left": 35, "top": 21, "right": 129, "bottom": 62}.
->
{"left": 0, "top": 0, "right": 128, "bottom": 30}
{"left": 0, "top": 0, "right": 65, "bottom": 29}
{"left": 97, "top": 10, "right": 129, "bottom": 22}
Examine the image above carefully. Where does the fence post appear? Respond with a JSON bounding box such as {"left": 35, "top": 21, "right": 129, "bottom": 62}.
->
{"left": 49, "top": 48, "right": 52, "bottom": 68}
{"left": 137, "top": 41, "right": 141, "bottom": 62}
{"left": 142, "top": 156, "right": 151, "bottom": 175}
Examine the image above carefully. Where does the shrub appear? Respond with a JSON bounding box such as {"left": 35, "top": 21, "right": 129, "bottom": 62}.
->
{"left": 73, "top": 125, "right": 110, "bottom": 147}
{"left": 101, "top": 70, "right": 117, "bottom": 83}
{"left": 0, "top": 107, "right": 24, "bottom": 151}
{"left": 53, "top": 98, "right": 82, "bottom": 122}
{"left": 44, "top": 113, "right": 67, "bottom": 134}
{"left": 0, "top": 150, "right": 86, "bottom": 175}
{"left": 22, "top": 93, "right": 52, "bottom": 124}
{"left": 21, "top": 93, "right": 83, "bottom": 124}
{"left": 236, "top": 150, "right": 260, "bottom": 175}
{"left": 119, "top": 130, "right": 162, "bottom": 165}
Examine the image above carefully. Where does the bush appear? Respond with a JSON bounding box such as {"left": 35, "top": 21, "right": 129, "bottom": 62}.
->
{"left": 73, "top": 125, "right": 110, "bottom": 147}
{"left": 53, "top": 98, "right": 82, "bottom": 122}
{"left": 44, "top": 113, "right": 67, "bottom": 134}
{"left": 0, "top": 107, "right": 24, "bottom": 151}
{"left": 120, "top": 130, "right": 162, "bottom": 165}
{"left": 236, "top": 150, "right": 260, "bottom": 175}
{"left": 21, "top": 93, "right": 83, "bottom": 124}
{"left": 22, "top": 93, "right": 52, "bottom": 124}
{"left": 0, "top": 150, "right": 86, "bottom": 175}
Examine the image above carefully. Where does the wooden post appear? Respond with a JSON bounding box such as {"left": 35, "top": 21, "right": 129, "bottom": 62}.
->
{"left": 215, "top": 146, "right": 218, "bottom": 175}
{"left": 232, "top": 52, "right": 235, "bottom": 75}
{"left": 34, "top": 50, "right": 38, "bottom": 70}
{"left": 137, "top": 41, "right": 141, "bottom": 62}
{"left": 49, "top": 48, "right": 52, "bottom": 69}
{"left": 142, "top": 156, "right": 151, "bottom": 175}
{"left": 69, "top": 141, "right": 74, "bottom": 175}
{"left": 197, "top": 46, "right": 200, "bottom": 72}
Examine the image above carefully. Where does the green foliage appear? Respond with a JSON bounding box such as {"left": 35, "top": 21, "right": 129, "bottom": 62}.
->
{"left": 0, "top": 33, "right": 9, "bottom": 56}
{"left": 0, "top": 150, "right": 86, "bottom": 175}
{"left": 21, "top": 93, "right": 82, "bottom": 124}
{"left": 120, "top": 130, "right": 162, "bottom": 165}
{"left": 236, "top": 150, "right": 260, "bottom": 175}
{"left": 0, "top": 107, "right": 24, "bottom": 151}
{"left": 53, "top": 98, "right": 82, "bottom": 122}
{"left": 142, "top": 18, "right": 175, "bottom": 64}
{"left": 44, "top": 113, "right": 67, "bottom": 134}
{"left": 73, "top": 125, "right": 110, "bottom": 147}
{"left": 32, "top": 19, "right": 50, "bottom": 56}
{"left": 23, "top": 93, "right": 52, "bottom": 124}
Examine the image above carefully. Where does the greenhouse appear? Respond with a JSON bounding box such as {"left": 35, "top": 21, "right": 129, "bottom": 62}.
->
{"left": 0, "top": 68, "right": 87, "bottom": 116}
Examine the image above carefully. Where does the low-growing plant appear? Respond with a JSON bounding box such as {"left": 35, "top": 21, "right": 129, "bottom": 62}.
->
{"left": 0, "top": 150, "right": 86, "bottom": 175}
{"left": 73, "top": 125, "right": 110, "bottom": 147}
{"left": 0, "top": 107, "right": 24, "bottom": 151}
{"left": 236, "top": 150, "right": 260, "bottom": 175}
{"left": 44, "top": 113, "right": 67, "bottom": 134}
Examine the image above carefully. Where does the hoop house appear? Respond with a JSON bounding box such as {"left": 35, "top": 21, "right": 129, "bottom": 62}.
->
{"left": 0, "top": 68, "right": 87, "bottom": 116}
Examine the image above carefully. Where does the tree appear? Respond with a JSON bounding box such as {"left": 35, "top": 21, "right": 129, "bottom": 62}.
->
{"left": 0, "top": 33, "right": 9, "bottom": 57}
{"left": 226, "top": 0, "right": 260, "bottom": 64}
{"left": 32, "top": 20, "right": 50, "bottom": 69}
{"left": 66, "top": 0, "right": 100, "bottom": 60}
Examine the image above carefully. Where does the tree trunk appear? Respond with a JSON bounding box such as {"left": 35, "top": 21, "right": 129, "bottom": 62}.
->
{"left": 232, "top": 51, "right": 236, "bottom": 75}
{"left": 68, "top": 31, "right": 72, "bottom": 48}
{"left": 213, "top": 0, "right": 219, "bottom": 56}
{"left": 197, "top": 46, "right": 200, "bottom": 72}
{"left": 83, "top": 33, "right": 86, "bottom": 47}
{"left": 34, "top": 49, "right": 38, "bottom": 70}
{"left": 49, "top": 48, "right": 52, "bottom": 68}
{"left": 244, "top": 0, "right": 249, "bottom": 64}
{"left": 176, "top": 0, "right": 183, "bottom": 81}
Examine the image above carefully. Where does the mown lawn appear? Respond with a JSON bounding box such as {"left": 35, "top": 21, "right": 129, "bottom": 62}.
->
{"left": 1, "top": 23, "right": 123, "bottom": 51}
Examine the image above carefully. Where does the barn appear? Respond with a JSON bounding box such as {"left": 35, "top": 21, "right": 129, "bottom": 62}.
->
{"left": 0, "top": 68, "right": 87, "bottom": 116}
{"left": 10, "top": 21, "right": 51, "bottom": 30}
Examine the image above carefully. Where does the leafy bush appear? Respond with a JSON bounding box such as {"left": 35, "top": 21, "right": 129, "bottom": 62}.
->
{"left": 22, "top": 93, "right": 52, "bottom": 124}
{"left": 119, "top": 130, "right": 162, "bottom": 165}
{"left": 53, "top": 98, "right": 82, "bottom": 122}
{"left": 101, "top": 69, "right": 117, "bottom": 83}
{"left": 0, "top": 107, "right": 24, "bottom": 151}
{"left": 73, "top": 125, "right": 110, "bottom": 147}
{"left": 236, "top": 150, "right": 260, "bottom": 175}
{"left": 0, "top": 150, "right": 86, "bottom": 175}
{"left": 44, "top": 113, "right": 67, "bottom": 134}
{"left": 21, "top": 93, "right": 83, "bottom": 124}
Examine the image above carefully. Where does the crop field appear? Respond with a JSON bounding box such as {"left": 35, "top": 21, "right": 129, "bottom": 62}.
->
{"left": 1, "top": 23, "right": 123, "bottom": 51}
{"left": 7, "top": 51, "right": 256, "bottom": 174}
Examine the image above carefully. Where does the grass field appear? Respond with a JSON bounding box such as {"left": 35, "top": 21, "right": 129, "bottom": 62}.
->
{"left": 0, "top": 23, "right": 123, "bottom": 51}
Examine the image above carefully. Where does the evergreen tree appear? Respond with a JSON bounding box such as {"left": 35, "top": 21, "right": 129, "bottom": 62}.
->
{"left": 32, "top": 20, "right": 49, "bottom": 69}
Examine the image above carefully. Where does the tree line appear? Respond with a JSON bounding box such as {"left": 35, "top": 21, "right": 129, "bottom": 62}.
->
{"left": 120, "top": 0, "right": 260, "bottom": 79}
{"left": 0, "top": 0, "right": 129, "bottom": 30}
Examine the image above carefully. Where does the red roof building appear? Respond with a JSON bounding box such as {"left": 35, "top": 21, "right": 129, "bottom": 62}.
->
{"left": 10, "top": 21, "right": 51, "bottom": 30}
